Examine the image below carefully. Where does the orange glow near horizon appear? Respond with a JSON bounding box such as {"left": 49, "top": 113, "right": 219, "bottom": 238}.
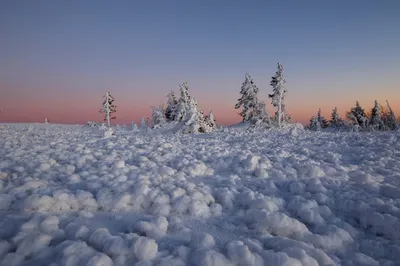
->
{"left": 1, "top": 79, "right": 399, "bottom": 126}
{"left": 1, "top": 93, "right": 399, "bottom": 126}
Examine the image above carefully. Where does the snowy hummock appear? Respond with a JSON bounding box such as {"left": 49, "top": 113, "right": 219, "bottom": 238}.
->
{"left": 0, "top": 123, "right": 400, "bottom": 265}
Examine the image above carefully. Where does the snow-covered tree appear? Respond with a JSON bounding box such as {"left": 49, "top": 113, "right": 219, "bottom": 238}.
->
{"left": 44, "top": 118, "right": 49, "bottom": 124}
{"left": 165, "top": 91, "right": 178, "bottom": 122}
{"left": 86, "top": 120, "right": 100, "bottom": 127}
{"left": 269, "top": 62, "right": 288, "bottom": 128}
{"left": 317, "top": 109, "right": 329, "bottom": 128}
{"left": 174, "top": 82, "right": 191, "bottom": 122}
{"left": 100, "top": 91, "right": 116, "bottom": 128}
{"left": 139, "top": 117, "right": 148, "bottom": 130}
{"left": 309, "top": 116, "right": 321, "bottom": 131}
{"left": 153, "top": 81, "right": 216, "bottom": 134}
{"left": 384, "top": 100, "right": 398, "bottom": 130}
{"left": 181, "top": 95, "right": 217, "bottom": 134}
{"left": 347, "top": 101, "right": 367, "bottom": 128}
{"left": 369, "top": 100, "right": 384, "bottom": 130}
{"left": 204, "top": 111, "right": 217, "bottom": 131}
{"left": 182, "top": 97, "right": 207, "bottom": 134}
{"left": 131, "top": 121, "right": 138, "bottom": 130}
{"left": 104, "top": 127, "right": 114, "bottom": 138}
{"left": 329, "top": 107, "right": 344, "bottom": 129}
{"left": 151, "top": 106, "right": 167, "bottom": 129}
{"left": 235, "top": 74, "right": 261, "bottom": 122}
{"left": 251, "top": 101, "right": 272, "bottom": 129}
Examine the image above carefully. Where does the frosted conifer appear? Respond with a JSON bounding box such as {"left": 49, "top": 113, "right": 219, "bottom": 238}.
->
{"left": 347, "top": 101, "right": 367, "bottom": 128}
{"left": 317, "top": 109, "right": 329, "bottom": 128}
{"left": 369, "top": 100, "right": 384, "bottom": 130}
{"left": 100, "top": 91, "right": 116, "bottom": 128}
{"left": 182, "top": 97, "right": 206, "bottom": 133}
{"left": 151, "top": 106, "right": 167, "bottom": 129}
{"left": 160, "top": 81, "right": 215, "bottom": 134}
{"left": 204, "top": 111, "right": 217, "bottom": 131}
{"left": 251, "top": 101, "right": 272, "bottom": 129}
{"left": 174, "top": 82, "right": 190, "bottom": 122}
{"left": 385, "top": 100, "right": 398, "bottom": 130}
{"left": 165, "top": 91, "right": 178, "bottom": 122}
{"left": 269, "top": 63, "right": 288, "bottom": 128}
{"left": 235, "top": 74, "right": 260, "bottom": 122}
{"left": 329, "top": 107, "right": 344, "bottom": 129}
{"left": 139, "top": 117, "right": 148, "bottom": 130}
{"left": 309, "top": 116, "right": 321, "bottom": 131}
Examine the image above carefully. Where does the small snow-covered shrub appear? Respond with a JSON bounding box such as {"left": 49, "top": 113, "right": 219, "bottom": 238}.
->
{"left": 104, "top": 128, "right": 114, "bottom": 138}
{"left": 85, "top": 121, "right": 101, "bottom": 127}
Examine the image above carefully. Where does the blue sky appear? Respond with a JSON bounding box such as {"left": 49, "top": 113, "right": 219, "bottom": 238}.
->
{"left": 1, "top": 0, "right": 399, "bottom": 124}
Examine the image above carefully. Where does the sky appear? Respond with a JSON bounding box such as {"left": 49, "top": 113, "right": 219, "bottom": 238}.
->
{"left": 1, "top": 0, "right": 399, "bottom": 125}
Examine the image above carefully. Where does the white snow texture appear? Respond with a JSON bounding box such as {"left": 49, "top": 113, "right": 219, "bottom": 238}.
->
{"left": 0, "top": 123, "right": 400, "bottom": 266}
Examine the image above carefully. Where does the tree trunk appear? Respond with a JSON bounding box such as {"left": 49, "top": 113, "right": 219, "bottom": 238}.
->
{"left": 106, "top": 102, "right": 111, "bottom": 128}
{"left": 278, "top": 101, "right": 282, "bottom": 129}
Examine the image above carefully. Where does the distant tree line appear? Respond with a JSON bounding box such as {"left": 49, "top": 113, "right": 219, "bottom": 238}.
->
{"left": 308, "top": 100, "right": 398, "bottom": 132}
{"left": 93, "top": 62, "right": 398, "bottom": 134}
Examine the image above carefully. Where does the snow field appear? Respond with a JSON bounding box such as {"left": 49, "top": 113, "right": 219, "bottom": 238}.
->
{"left": 0, "top": 123, "right": 400, "bottom": 265}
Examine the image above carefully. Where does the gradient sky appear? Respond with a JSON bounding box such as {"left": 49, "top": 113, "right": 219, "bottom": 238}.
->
{"left": 1, "top": 0, "right": 399, "bottom": 125}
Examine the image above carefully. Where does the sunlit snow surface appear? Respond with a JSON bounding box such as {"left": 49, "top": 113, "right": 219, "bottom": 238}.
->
{"left": 0, "top": 123, "right": 400, "bottom": 266}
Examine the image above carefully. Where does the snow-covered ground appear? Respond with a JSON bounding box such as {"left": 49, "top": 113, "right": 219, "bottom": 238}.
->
{"left": 0, "top": 123, "right": 400, "bottom": 266}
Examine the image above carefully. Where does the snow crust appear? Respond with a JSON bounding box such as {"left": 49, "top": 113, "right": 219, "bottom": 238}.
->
{"left": 0, "top": 123, "right": 400, "bottom": 265}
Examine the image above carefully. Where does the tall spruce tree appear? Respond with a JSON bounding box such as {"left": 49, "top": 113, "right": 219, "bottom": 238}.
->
{"left": 100, "top": 91, "right": 116, "bottom": 128}
{"left": 385, "top": 100, "right": 398, "bottom": 130}
{"left": 165, "top": 91, "right": 178, "bottom": 122}
{"left": 347, "top": 101, "right": 367, "bottom": 128}
{"left": 235, "top": 74, "right": 260, "bottom": 122}
{"left": 329, "top": 107, "right": 344, "bottom": 129}
{"left": 309, "top": 116, "right": 321, "bottom": 131}
{"left": 269, "top": 62, "right": 288, "bottom": 128}
{"left": 369, "top": 100, "right": 384, "bottom": 130}
{"left": 317, "top": 109, "right": 329, "bottom": 128}
{"left": 174, "top": 82, "right": 190, "bottom": 122}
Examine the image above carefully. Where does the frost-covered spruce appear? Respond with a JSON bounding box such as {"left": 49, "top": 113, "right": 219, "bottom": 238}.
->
{"left": 174, "top": 82, "right": 190, "bottom": 122}
{"left": 100, "top": 91, "right": 117, "bottom": 128}
{"left": 269, "top": 62, "right": 288, "bottom": 128}
{"left": 151, "top": 106, "right": 167, "bottom": 129}
{"left": 166, "top": 81, "right": 215, "bottom": 134}
{"left": 204, "top": 111, "right": 217, "bottom": 131}
{"left": 329, "top": 107, "right": 344, "bottom": 129}
{"left": 251, "top": 101, "right": 272, "bottom": 129}
{"left": 182, "top": 97, "right": 209, "bottom": 133}
{"left": 317, "top": 109, "right": 329, "bottom": 129}
{"left": 165, "top": 91, "right": 178, "bottom": 122}
{"left": 309, "top": 116, "right": 321, "bottom": 131}
{"left": 384, "top": 100, "right": 398, "bottom": 130}
{"left": 139, "top": 117, "right": 149, "bottom": 130}
{"left": 235, "top": 74, "right": 261, "bottom": 122}
{"left": 369, "top": 100, "right": 384, "bottom": 131}
{"left": 347, "top": 101, "right": 367, "bottom": 128}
